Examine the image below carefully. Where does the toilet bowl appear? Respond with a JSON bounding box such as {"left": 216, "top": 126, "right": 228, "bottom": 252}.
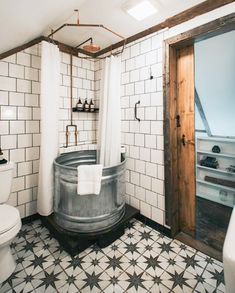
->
{"left": 223, "top": 207, "right": 235, "bottom": 293}
{"left": 0, "top": 162, "right": 22, "bottom": 283}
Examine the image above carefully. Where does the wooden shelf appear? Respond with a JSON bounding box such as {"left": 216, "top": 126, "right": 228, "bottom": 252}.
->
{"left": 72, "top": 107, "right": 99, "bottom": 113}
{"left": 196, "top": 179, "right": 235, "bottom": 192}
{"left": 197, "top": 150, "right": 235, "bottom": 159}
{"left": 196, "top": 165, "right": 235, "bottom": 176}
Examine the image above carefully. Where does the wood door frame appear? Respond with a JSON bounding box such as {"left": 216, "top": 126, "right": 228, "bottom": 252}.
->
{"left": 164, "top": 13, "right": 235, "bottom": 236}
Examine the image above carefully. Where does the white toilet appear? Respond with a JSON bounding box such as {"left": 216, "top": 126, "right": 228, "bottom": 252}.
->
{"left": 0, "top": 162, "right": 22, "bottom": 283}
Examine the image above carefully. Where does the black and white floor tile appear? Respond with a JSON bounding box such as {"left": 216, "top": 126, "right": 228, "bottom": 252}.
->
{"left": 1, "top": 219, "right": 225, "bottom": 293}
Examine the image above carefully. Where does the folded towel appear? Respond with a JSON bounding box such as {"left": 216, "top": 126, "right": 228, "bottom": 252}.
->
{"left": 77, "top": 164, "right": 103, "bottom": 195}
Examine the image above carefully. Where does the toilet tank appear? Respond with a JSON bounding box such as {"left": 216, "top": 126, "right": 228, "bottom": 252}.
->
{"left": 0, "top": 162, "right": 14, "bottom": 204}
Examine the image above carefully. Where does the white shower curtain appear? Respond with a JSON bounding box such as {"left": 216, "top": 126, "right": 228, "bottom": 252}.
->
{"left": 97, "top": 55, "right": 121, "bottom": 167}
{"left": 37, "top": 41, "right": 60, "bottom": 216}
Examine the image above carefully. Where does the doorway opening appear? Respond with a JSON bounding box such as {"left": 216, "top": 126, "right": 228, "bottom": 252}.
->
{"left": 164, "top": 13, "right": 235, "bottom": 260}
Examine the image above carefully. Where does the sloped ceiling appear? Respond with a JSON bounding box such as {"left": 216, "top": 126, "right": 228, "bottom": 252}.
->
{"left": 0, "top": 0, "right": 205, "bottom": 54}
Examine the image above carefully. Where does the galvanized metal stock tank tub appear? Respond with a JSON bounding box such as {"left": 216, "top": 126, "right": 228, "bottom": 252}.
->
{"left": 53, "top": 150, "right": 126, "bottom": 233}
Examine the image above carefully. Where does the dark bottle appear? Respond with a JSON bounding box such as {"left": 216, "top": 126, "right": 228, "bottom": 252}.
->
{"left": 76, "top": 98, "right": 83, "bottom": 111}
{"left": 84, "top": 99, "right": 90, "bottom": 112}
{"left": 89, "top": 99, "right": 95, "bottom": 112}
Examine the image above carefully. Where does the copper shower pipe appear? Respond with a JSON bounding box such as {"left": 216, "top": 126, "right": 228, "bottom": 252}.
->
{"left": 47, "top": 23, "right": 125, "bottom": 41}
{"left": 65, "top": 54, "right": 78, "bottom": 148}
{"left": 70, "top": 54, "right": 73, "bottom": 125}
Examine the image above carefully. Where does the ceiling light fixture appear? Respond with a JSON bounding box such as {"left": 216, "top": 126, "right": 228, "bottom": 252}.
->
{"left": 123, "top": 0, "right": 158, "bottom": 21}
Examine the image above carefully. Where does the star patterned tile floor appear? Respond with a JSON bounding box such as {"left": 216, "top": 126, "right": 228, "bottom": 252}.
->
{"left": 0, "top": 219, "right": 225, "bottom": 293}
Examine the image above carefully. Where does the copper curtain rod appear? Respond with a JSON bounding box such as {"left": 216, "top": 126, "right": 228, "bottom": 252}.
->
{"left": 48, "top": 23, "right": 125, "bottom": 40}
{"left": 47, "top": 22, "right": 126, "bottom": 58}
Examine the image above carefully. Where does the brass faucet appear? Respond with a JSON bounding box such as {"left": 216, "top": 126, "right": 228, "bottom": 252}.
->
{"left": 65, "top": 124, "right": 78, "bottom": 148}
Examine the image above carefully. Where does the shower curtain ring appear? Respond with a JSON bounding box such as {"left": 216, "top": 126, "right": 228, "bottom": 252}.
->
{"left": 48, "top": 29, "right": 57, "bottom": 46}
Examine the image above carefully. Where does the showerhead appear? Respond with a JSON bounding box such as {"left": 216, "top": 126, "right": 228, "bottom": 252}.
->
{"left": 76, "top": 37, "right": 100, "bottom": 53}
{"left": 83, "top": 43, "right": 100, "bottom": 53}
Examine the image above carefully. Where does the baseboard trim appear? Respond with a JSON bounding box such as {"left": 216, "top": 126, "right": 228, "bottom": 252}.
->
{"left": 21, "top": 213, "right": 41, "bottom": 225}
{"left": 135, "top": 214, "right": 172, "bottom": 238}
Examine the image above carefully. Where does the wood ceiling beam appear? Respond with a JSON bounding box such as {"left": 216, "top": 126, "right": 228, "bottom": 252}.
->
{"left": 94, "top": 0, "right": 235, "bottom": 57}
{"left": 0, "top": 36, "right": 95, "bottom": 61}
{"left": 166, "top": 12, "right": 235, "bottom": 47}
{"left": 0, "top": 36, "right": 44, "bottom": 60}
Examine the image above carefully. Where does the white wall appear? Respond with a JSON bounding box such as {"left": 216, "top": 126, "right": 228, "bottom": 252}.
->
{"left": 0, "top": 46, "right": 98, "bottom": 218}
{"left": 195, "top": 30, "right": 235, "bottom": 136}
{"left": 119, "top": 31, "right": 166, "bottom": 225}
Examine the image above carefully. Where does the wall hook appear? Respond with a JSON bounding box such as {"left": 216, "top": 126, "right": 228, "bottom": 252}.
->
{"left": 135, "top": 100, "right": 140, "bottom": 122}
{"left": 149, "top": 66, "right": 153, "bottom": 80}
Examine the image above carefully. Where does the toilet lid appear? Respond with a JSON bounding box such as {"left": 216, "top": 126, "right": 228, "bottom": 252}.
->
{"left": 0, "top": 204, "right": 20, "bottom": 234}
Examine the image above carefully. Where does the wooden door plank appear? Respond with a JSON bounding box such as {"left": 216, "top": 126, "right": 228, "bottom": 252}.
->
{"left": 176, "top": 45, "right": 196, "bottom": 236}
{"left": 164, "top": 44, "right": 179, "bottom": 231}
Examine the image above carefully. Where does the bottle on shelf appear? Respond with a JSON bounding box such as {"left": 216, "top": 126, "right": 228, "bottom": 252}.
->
{"left": 89, "top": 99, "right": 95, "bottom": 112}
{"left": 76, "top": 98, "right": 83, "bottom": 112}
{"left": 84, "top": 98, "right": 90, "bottom": 112}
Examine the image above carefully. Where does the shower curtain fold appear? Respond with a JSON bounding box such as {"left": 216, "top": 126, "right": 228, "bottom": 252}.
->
{"left": 97, "top": 55, "right": 121, "bottom": 167}
{"left": 37, "top": 41, "right": 60, "bottom": 216}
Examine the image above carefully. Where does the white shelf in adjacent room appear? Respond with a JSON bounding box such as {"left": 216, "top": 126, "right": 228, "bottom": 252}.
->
{"left": 197, "top": 179, "right": 235, "bottom": 192}
{"left": 196, "top": 136, "right": 235, "bottom": 207}
{"left": 196, "top": 165, "right": 235, "bottom": 176}
{"left": 197, "top": 137, "right": 235, "bottom": 143}
{"left": 197, "top": 150, "right": 235, "bottom": 159}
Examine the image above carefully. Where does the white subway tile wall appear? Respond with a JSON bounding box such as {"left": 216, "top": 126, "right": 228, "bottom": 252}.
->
{"left": 119, "top": 31, "right": 166, "bottom": 226}
{"left": 0, "top": 45, "right": 98, "bottom": 218}
{"left": 59, "top": 52, "right": 98, "bottom": 148}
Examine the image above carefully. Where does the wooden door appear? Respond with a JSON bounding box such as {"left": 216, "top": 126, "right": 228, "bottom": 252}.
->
{"left": 176, "top": 45, "right": 196, "bottom": 237}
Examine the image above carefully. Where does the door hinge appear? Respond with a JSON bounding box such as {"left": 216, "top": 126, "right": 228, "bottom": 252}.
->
{"left": 176, "top": 115, "right": 181, "bottom": 127}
